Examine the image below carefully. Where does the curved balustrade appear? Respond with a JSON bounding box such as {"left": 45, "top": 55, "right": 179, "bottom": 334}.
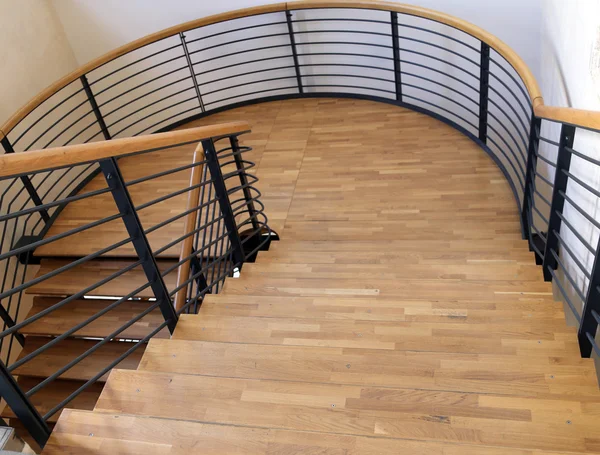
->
{"left": 1, "top": 0, "right": 600, "bottom": 447}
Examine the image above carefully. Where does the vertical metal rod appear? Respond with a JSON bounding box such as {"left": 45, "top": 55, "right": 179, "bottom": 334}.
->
{"left": 0, "top": 361, "right": 50, "bottom": 447}
{"left": 179, "top": 32, "right": 205, "bottom": 112}
{"left": 521, "top": 116, "right": 542, "bottom": 243}
{"left": 80, "top": 75, "right": 111, "bottom": 140}
{"left": 479, "top": 41, "right": 490, "bottom": 144}
{"left": 478, "top": 42, "right": 490, "bottom": 142}
{"left": 286, "top": 11, "right": 303, "bottom": 94}
{"left": 542, "top": 124, "right": 576, "bottom": 281}
{"left": 1, "top": 137, "right": 50, "bottom": 223}
{"left": 579, "top": 236, "right": 600, "bottom": 357}
{"left": 99, "top": 158, "right": 178, "bottom": 333}
{"left": 390, "top": 12, "right": 402, "bottom": 101}
{"left": 230, "top": 135, "right": 260, "bottom": 231}
{"left": 203, "top": 139, "right": 246, "bottom": 268}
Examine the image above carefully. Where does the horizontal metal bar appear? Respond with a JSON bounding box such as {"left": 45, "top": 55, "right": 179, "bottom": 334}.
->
{"left": 8, "top": 281, "right": 152, "bottom": 371}
{"left": 488, "top": 85, "right": 530, "bottom": 136}
{"left": 403, "top": 93, "right": 478, "bottom": 132}
{"left": 0, "top": 212, "right": 122, "bottom": 261}
{"left": 154, "top": 212, "right": 224, "bottom": 257}
{"left": 27, "top": 301, "right": 161, "bottom": 397}
{"left": 532, "top": 186, "right": 552, "bottom": 208}
{"left": 134, "top": 105, "right": 200, "bottom": 136}
{"left": 187, "top": 20, "right": 288, "bottom": 45}
{"left": 531, "top": 202, "right": 549, "bottom": 226}
{"left": 402, "top": 71, "right": 478, "bottom": 106}
{"left": 553, "top": 229, "right": 593, "bottom": 280}
{"left": 91, "top": 43, "right": 183, "bottom": 86}
{"left": 160, "top": 230, "right": 230, "bottom": 277}
{"left": 302, "top": 83, "right": 395, "bottom": 95}
{"left": 295, "top": 40, "right": 392, "bottom": 50}
{"left": 189, "top": 32, "right": 291, "bottom": 56}
{"left": 177, "top": 264, "right": 236, "bottom": 314}
{"left": 111, "top": 95, "right": 198, "bottom": 137}
{"left": 203, "top": 76, "right": 298, "bottom": 97}
{"left": 485, "top": 135, "right": 525, "bottom": 190}
{"left": 95, "top": 54, "right": 186, "bottom": 97}
{"left": 198, "top": 54, "right": 293, "bottom": 77}
{"left": 487, "top": 114, "right": 527, "bottom": 174}
{"left": 489, "top": 56, "right": 532, "bottom": 107}
{"left": 566, "top": 146, "right": 600, "bottom": 167}
{"left": 125, "top": 161, "right": 207, "bottom": 187}
{"left": 487, "top": 96, "right": 529, "bottom": 149}
{"left": 0, "top": 186, "right": 112, "bottom": 223}
{"left": 548, "top": 247, "right": 587, "bottom": 302}
{"left": 539, "top": 136, "right": 560, "bottom": 147}
{"left": 560, "top": 190, "right": 600, "bottom": 231}
{"left": 562, "top": 169, "right": 600, "bottom": 199}
{"left": 169, "top": 248, "right": 235, "bottom": 296}
{"left": 546, "top": 265, "right": 582, "bottom": 322}
{"left": 534, "top": 151, "right": 556, "bottom": 167}
{"left": 204, "top": 86, "right": 298, "bottom": 107}
{"left": 193, "top": 43, "right": 292, "bottom": 66}
{"left": 403, "top": 81, "right": 479, "bottom": 118}
{"left": 198, "top": 65, "right": 297, "bottom": 87}
{"left": 42, "top": 109, "right": 96, "bottom": 149}
{"left": 144, "top": 197, "right": 219, "bottom": 236}
{"left": 295, "top": 29, "right": 392, "bottom": 38}
{"left": 556, "top": 211, "right": 596, "bottom": 254}
{"left": 399, "top": 22, "right": 481, "bottom": 53}
{"left": 0, "top": 259, "right": 143, "bottom": 339}
{"left": 43, "top": 320, "right": 169, "bottom": 420}
{"left": 488, "top": 71, "right": 531, "bottom": 120}
{"left": 98, "top": 65, "right": 190, "bottom": 109}
{"left": 536, "top": 172, "right": 554, "bottom": 188}
{"left": 300, "top": 72, "right": 393, "bottom": 85}
{"left": 291, "top": 17, "right": 389, "bottom": 26}
{"left": 135, "top": 179, "right": 212, "bottom": 212}
{"left": 400, "top": 49, "right": 479, "bottom": 81}
{"left": 585, "top": 332, "right": 600, "bottom": 356}
{"left": 0, "top": 235, "right": 134, "bottom": 307}
{"left": 105, "top": 86, "right": 195, "bottom": 130}
{"left": 297, "top": 51, "right": 392, "bottom": 61}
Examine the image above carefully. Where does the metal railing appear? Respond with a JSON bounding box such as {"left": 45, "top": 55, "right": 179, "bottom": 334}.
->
{"left": 0, "top": 0, "right": 598, "bottom": 447}
{"left": 0, "top": 124, "right": 274, "bottom": 446}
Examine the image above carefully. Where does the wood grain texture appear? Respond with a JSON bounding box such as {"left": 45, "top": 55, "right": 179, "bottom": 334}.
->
{"left": 44, "top": 99, "right": 600, "bottom": 453}
{"left": 22, "top": 297, "right": 169, "bottom": 339}
{"left": 0, "top": 122, "right": 248, "bottom": 177}
{"left": 47, "top": 409, "right": 600, "bottom": 455}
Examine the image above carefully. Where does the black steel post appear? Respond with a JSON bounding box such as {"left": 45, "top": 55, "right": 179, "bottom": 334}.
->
{"left": 390, "top": 12, "right": 402, "bottom": 102}
{"left": 99, "top": 158, "right": 178, "bottom": 333}
{"left": 1, "top": 137, "right": 50, "bottom": 223}
{"left": 80, "top": 75, "right": 111, "bottom": 140}
{"left": 579, "top": 238, "right": 600, "bottom": 357}
{"left": 180, "top": 32, "right": 205, "bottom": 112}
{"left": 286, "top": 11, "right": 303, "bottom": 94}
{"left": 521, "top": 116, "right": 542, "bottom": 244}
{"left": 230, "top": 135, "right": 260, "bottom": 232}
{"left": 478, "top": 42, "right": 490, "bottom": 143}
{"left": 542, "top": 124, "right": 576, "bottom": 281}
{"left": 0, "top": 361, "right": 50, "bottom": 447}
{"left": 203, "top": 139, "right": 246, "bottom": 268}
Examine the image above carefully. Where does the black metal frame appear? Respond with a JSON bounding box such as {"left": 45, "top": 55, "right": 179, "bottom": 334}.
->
{"left": 1, "top": 4, "right": 600, "bottom": 447}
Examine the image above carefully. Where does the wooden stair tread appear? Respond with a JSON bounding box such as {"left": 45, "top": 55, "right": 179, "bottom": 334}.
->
{"left": 45, "top": 409, "right": 600, "bottom": 455}
{"left": 199, "top": 294, "right": 567, "bottom": 323}
{"left": 139, "top": 338, "right": 599, "bottom": 397}
{"left": 2, "top": 377, "right": 103, "bottom": 423}
{"left": 27, "top": 258, "right": 178, "bottom": 298}
{"left": 94, "top": 368, "right": 600, "bottom": 453}
{"left": 22, "top": 296, "right": 169, "bottom": 339}
{"left": 173, "top": 313, "right": 581, "bottom": 357}
{"left": 13, "top": 337, "right": 145, "bottom": 382}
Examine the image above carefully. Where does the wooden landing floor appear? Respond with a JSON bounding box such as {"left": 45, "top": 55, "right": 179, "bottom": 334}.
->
{"left": 44, "top": 99, "right": 600, "bottom": 454}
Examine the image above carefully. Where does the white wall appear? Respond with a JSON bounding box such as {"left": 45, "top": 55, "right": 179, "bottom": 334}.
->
{"left": 0, "top": 0, "right": 78, "bottom": 125}
{"left": 49, "top": 0, "right": 542, "bottom": 81}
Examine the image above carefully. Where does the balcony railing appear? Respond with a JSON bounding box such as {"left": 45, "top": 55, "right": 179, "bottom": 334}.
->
{"left": 0, "top": 0, "right": 599, "bottom": 448}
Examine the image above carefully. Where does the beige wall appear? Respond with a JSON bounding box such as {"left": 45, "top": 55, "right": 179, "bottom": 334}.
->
{"left": 0, "top": 0, "right": 78, "bottom": 126}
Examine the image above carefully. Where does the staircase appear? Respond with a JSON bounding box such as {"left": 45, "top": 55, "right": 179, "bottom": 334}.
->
{"left": 22, "top": 98, "right": 597, "bottom": 454}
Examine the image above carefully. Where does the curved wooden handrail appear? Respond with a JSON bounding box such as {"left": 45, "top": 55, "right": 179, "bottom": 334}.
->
{"left": 1, "top": 0, "right": 598, "bottom": 137}
{"left": 0, "top": 121, "right": 249, "bottom": 178}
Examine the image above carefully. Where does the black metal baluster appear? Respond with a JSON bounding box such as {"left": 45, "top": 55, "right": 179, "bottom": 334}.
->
{"left": 203, "top": 138, "right": 246, "bottom": 269}
{"left": 180, "top": 32, "right": 205, "bottom": 112}
{"left": 579, "top": 239, "right": 600, "bottom": 357}
{"left": 80, "top": 75, "right": 111, "bottom": 140}
{"left": 390, "top": 12, "right": 402, "bottom": 101}
{"left": 99, "top": 158, "right": 178, "bottom": 333}
{"left": 542, "top": 124, "right": 576, "bottom": 281}
{"left": 286, "top": 11, "right": 303, "bottom": 94}
{"left": 1, "top": 137, "right": 50, "bottom": 223}
{"left": 521, "top": 116, "right": 542, "bottom": 244}
{"left": 478, "top": 42, "right": 490, "bottom": 142}
{"left": 0, "top": 361, "right": 50, "bottom": 447}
